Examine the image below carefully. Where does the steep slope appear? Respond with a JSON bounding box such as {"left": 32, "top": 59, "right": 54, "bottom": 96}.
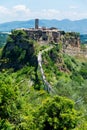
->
{"left": 0, "top": 30, "right": 38, "bottom": 71}
{"left": 42, "top": 45, "right": 87, "bottom": 116}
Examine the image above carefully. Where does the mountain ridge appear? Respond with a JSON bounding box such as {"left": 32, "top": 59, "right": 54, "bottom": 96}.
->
{"left": 0, "top": 19, "right": 87, "bottom": 34}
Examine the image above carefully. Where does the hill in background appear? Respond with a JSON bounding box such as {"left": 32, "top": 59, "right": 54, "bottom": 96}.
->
{"left": 0, "top": 19, "right": 87, "bottom": 34}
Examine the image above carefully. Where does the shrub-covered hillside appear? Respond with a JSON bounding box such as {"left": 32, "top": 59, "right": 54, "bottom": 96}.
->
{"left": 0, "top": 30, "right": 87, "bottom": 129}
{"left": 0, "top": 33, "right": 8, "bottom": 48}
{"left": 0, "top": 30, "right": 38, "bottom": 71}
{"left": 42, "top": 44, "right": 87, "bottom": 128}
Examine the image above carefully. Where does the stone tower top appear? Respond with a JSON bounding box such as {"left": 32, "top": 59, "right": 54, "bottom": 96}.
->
{"left": 35, "top": 19, "right": 39, "bottom": 29}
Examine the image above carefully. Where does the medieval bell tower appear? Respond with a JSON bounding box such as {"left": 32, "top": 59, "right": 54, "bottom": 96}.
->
{"left": 35, "top": 19, "right": 39, "bottom": 29}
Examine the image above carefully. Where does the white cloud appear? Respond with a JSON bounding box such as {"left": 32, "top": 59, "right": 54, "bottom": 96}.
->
{"left": 13, "top": 5, "right": 26, "bottom": 11}
{"left": 13, "top": 5, "right": 30, "bottom": 13}
{"left": 0, "top": 6, "right": 10, "bottom": 14}
{"left": 75, "top": 12, "right": 87, "bottom": 19}
{"left": 11, "top": 5, "right": 31, "bottom": 20}
{"left": 31, "top": 9, "right": 60, "bottom": 19}
{"left": 69, "top": 6, "right": 78, "bottom": 9}
{"left": 0, "top": 5, "right": 87, "bottom": 23}
{"left": 42, "top": 9, "right": 60, "bottom": 18}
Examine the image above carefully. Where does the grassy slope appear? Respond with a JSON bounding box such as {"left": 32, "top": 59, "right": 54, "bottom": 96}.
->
{"left": 42, "top": 46, "right": 87, "bottom": 126}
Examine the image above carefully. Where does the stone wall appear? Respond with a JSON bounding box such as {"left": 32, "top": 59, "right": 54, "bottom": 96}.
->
{"left": 16, "top": 28, "right": 80, "bottom": 49}
{"left": 24, "top": 28, "right": 61, "bottom": 44}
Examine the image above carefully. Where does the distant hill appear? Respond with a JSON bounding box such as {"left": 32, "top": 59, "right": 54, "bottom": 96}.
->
{"left": 80, "top": 34, "right": 87, "bottom": 44}
{"left": 0, "top": 19, "right": 87, "bottom": 34}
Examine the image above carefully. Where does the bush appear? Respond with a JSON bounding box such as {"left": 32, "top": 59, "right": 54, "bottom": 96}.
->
{"left": 34, "top": 96, "right": 80, "bottom": 130}
{"left": 80, "top": 63, "right": 87, "bottom": 79}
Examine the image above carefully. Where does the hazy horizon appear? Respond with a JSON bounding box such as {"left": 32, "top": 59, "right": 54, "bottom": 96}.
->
{"left": 0, "top": 0, "right": 87, "bottom": 23}
{"left": 1, "top": 18, "right": 87, "bottom": 25}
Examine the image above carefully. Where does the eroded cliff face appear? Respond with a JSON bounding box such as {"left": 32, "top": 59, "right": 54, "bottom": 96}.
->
{"left": 0, "top": 29, "right": 81, "bottom": 71}
{"left": 61, "top": 32, "right": 80, "bottom": 48}
{"left": 16, "top": 27, "right": 80, "bottom": 48}
{"left": 25, "top": 29, "right": 80, "bottom": 49}
{"left": 60, "top": 32, "right": 81, "bottom": 56}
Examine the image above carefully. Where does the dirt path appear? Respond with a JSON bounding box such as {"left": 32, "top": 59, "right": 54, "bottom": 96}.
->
{"left": 38, "top": 46, "right": 55, "bottom": 93}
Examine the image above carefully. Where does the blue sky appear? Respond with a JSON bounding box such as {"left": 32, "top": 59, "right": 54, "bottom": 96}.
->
{"left": 0, "top": 0, "right": 87, "bottom": 23}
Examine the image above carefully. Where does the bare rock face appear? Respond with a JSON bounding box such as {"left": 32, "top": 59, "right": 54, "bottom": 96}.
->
{"left": 62, "top": 32, "right": 80, "bottom": 48}
{"left": 25, "top": 28, "right": 80, "bottom": 50}
{"left": 61, "top": 32, "right": 81, "bottom": 56}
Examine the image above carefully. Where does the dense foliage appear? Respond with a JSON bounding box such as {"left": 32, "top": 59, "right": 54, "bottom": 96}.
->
{"left": 0, "top": 67, "right": 81, "bottom": 130}
{"left": 35, "top": 96, "right": 80, "bottom": 130}
{"left": 0, "top": 33, "right": 8, "bottom": 48}
{"left": 0, "top": 30, "right": 38, "bottom": 71}
{"left": 0, "top": 30, "right": 87, "bottom": 129}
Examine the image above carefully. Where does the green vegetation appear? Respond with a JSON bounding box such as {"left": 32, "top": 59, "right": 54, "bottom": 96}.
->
{"left": 35, "top": 96, "right": 80, "bottom": 130}
{"left": 42, "top": 45, "right": 87, "bottom": 129}
{"left": 0, "top": 33, "right": 8, "bottom": 48}
{"left": 0, "top": 30, "right": 87, "bottom": 129}
{"left": 0, "top": 30, "right": 38, "bottom": 71}
{"left": 0, "top": 67, "right": 81, "bottom": 130}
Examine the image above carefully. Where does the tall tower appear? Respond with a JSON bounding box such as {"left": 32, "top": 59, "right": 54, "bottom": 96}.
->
{"left": 35, "top": 19, "right": 39, "bottom": 29}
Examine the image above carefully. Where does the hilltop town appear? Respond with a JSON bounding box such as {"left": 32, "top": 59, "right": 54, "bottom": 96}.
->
{"left": 0, "top": 18, "right": 87, "bottom": 130}
{"left": 16, "top": 19, "right": 80, "bottom": 49}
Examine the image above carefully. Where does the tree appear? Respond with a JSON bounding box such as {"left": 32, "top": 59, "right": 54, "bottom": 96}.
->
{"left": 0, "top": 72, "right": 35, "bottom": 130}
{"left": 35, "top": 96, "right": 80, "bottom": 130}
{"left": 1, "top": 30, "right": 38, "bottom": 71}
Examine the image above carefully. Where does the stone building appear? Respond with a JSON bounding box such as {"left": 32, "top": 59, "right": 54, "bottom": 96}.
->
{"left": 16, "top": 19, "right": 80, "bottom": 47}
{"left": 24, "top": 28, "right": 60, "bottom": 44}
{"left": 18, "top": 19, "right": 61, "bottom": 44}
